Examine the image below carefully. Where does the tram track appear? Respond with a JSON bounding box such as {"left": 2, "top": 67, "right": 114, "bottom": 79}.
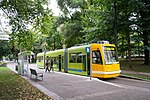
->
{"left": 100, "top": 76, "right": 150, "bottom": 89}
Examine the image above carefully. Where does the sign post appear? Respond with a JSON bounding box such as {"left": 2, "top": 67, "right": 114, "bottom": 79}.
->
{"left": 86, "top": 47, "right": 92, "bottom": 80}
{"left": 21, "top": 53, "right": 24, "bottom": 76}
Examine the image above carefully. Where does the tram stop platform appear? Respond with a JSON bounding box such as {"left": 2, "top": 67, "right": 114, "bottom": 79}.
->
{"left": 6, "top": 62, "right": 128, "bottom": 100}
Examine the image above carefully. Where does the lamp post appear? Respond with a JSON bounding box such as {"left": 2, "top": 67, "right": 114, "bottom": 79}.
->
{"left": 114, "top": 0, "right": 118, "bottom": 60}
{"left": 114, "top": 0, "right": 117, "bottom": 48}
{"left": 43, "top": 43, "right": 46, "bottom": 69}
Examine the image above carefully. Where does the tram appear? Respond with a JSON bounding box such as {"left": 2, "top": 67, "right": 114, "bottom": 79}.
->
{"left": 36, "top": 41, "right": 121, "bottom": 78}
{"left": 36, "top": 52, "right": 45, "bottom": 69}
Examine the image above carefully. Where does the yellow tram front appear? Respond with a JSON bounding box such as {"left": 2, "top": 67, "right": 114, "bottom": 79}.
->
{"left": 91, "top": 43, "right": 121, "bottom": 78}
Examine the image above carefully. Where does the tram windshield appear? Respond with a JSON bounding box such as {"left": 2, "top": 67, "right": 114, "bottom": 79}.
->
{"left": 103, "top": 46, "right": 118, "bottom": 64}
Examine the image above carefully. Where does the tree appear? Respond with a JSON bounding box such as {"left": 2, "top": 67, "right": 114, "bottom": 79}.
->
{"left": 138, "top": 0, "right": 150, "bottom": 65}
{"left": 0, "top": 0, "right": 48, "bottom": 32}
{"left": 109, "top": 0, "right": 150, "bottom": 65}
{"left": 15, "top": 30, "right": 35, "bottom": 51}
{"left": 56, "top": 0, "right": 86, "bottom": 47}
{"left": 33, "top": 12, "right": 64, "bottom": 51}
{"left": 0, "top": 0, "right": 51, "bottom": 54}
{"left": 0, "top": 40, "right": 11, "bottom": 60}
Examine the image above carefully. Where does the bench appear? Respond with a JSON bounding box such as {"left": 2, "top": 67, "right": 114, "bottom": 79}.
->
{"left": 30, "top": 68, "right": 43, "bottom": 81}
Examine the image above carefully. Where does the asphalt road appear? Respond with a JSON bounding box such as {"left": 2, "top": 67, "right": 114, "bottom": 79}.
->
{"left": 7, "top": 62, "right": 150, "bottom": 100}
{"left": 102, "top": 77, "right": 150, "bottom": 89}
{"left": 37, "top": 73, "right": 150, "bottom": 100}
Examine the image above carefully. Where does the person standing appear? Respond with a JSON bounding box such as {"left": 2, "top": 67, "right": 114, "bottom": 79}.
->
{"left": 50, "top": 59, "right": 54, "bottom": 72}
{"left": 45, "top": 56, "right": 50, "bottom": 72}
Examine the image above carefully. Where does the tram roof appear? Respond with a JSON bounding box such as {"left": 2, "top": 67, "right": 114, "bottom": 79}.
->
{"left": 68, "top": 45, "right": 90, "bottom": 52}
{"left": 37, "top": 52, "right": 44, "bottom": 56}
{"left": 46, "top": 49, "right": 65, "bottom": 56}
{"left": 36, "top": 43, "right": 116, "bottom": 57}
{"left": 18, "top": 51, "right": 34, "bottom": 56}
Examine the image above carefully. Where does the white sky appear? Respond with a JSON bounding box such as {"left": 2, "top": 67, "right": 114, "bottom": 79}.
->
{"left": 49, "top": 0, "right": 61, "bottom": 16}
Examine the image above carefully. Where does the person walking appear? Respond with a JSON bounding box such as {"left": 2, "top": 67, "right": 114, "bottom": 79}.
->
{"left": 45, "top": 56, "right": 50, "bottom": 72}
{"left": 50, "top": 59, "right": 54, "bottom": 72}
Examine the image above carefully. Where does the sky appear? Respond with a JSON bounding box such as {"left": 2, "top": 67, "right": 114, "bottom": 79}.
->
{"left": 49, "top": 0, "right": 61, "bottom": 16}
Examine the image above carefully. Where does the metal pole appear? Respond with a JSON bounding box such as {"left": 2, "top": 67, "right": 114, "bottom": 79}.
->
{"left": 44, "top": 48, "right": 46, "bottom": 69}
{"left": 21, "top": 53, "right": 24, "bottom": 76}
{"left": 90, "top": 47, "right": 92, "bottom": 80}
{"left": 27, "top": 55, "right": 29, "bottom": 77}
{"left": 114, "top": 0, "right": 117, "bottom": 47}
{"left": 114, "top": 0, "right": 118, "bottom": 60}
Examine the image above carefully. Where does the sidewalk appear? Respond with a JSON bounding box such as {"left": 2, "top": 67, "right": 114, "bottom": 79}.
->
{"left": 7, "top": 62, "right": 123, "bottom": 100}
{"left": 6, "top": 62, "right": 150, "bottom": 100}
{"left": 7, "top": 62, "right": 63, "bottom": 100}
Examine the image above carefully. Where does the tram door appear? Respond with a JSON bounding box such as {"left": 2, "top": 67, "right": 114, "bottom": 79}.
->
{"left": 58, "top": 55, "right": 61, "bottom": 71}
{"left": 82, "top": 55, "right": 86, "bottom": 72}
{"left": 87, "top": 53, "right": 90, "bottom": 75}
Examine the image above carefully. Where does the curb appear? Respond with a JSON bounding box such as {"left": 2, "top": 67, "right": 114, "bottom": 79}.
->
{"left": 7, "top": 65, "right": 64, "bottom": 100}
{"left": 119, "top": 74, "right": 150, "bottom": 82}
{"left": 23, "top": 76, "right": 64, "bottom": 100}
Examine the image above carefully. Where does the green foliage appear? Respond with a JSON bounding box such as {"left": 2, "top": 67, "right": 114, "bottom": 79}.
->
{"left": 0, "top": 0, "right": 51, "bottom": 54}
{"left": 0, "top": 40, "right": 11, "bottom": 59}
{"left": 56, "top": 0, "right": 149, "bottom": 64}
{"left": 82, "top": 0, "right": 114, "bottom": 42}
{"left": 57, "top": 0, "right": 85, "bottom": 16}
{"left": 15, "top": 30, "right": 35, "bottom": 51}
{"left": 0, "top": 0, "right": 48, "bottom": 32}
{"left": 0, "top": 0, "right": 149, "bottom": 64}
{"left": 57, "top": 0, "right": 85, "bottom": 47}
{"left": 33, "top": 13, "right": 63, "bottom": 51}
{"left": 63, "top": 20, "right": 83, "bottom": 47}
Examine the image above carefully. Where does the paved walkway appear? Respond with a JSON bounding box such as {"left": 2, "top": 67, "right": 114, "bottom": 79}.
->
{"left": 7, "top": 62, "right": 150, "bottom": 100}
{"left": 7, "top": 62, "right": 63, "bottom": 99}
{"left": 7, "top": 62, "right": 123, "bottom": 100}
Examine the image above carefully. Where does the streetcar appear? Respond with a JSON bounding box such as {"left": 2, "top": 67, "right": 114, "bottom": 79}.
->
{"left": 36, "top": 52, "right": 45, "bottom": 69}
{"left": 36, "top": 41, "right": 121, "bottom": 78}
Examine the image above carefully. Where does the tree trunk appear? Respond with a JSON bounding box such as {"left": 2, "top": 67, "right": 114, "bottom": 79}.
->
{"left": 125, "top": 1, "right": 131, "bottom": 68}
{"left": 121, "top": 37, "right": 124, "bottom": 58}
{"left": 139, "top": 0, "right": 150, "bottom": 65}
{"left": 138, "top": 32, "right": 140, "bottom": 57}
{"left": 127, "top": 32, "right": 131, "bottom": 68}
{"left": 143, "top": 31, "right": 149, "bottom": 65}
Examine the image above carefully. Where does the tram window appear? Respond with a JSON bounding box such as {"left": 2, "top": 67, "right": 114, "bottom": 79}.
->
{"left": 69, "top": 53, "right": 82, "bottom": 63}
{"left": 92, "top": 50, "right": 102, "bottom": 64}
{"left": 77, "top": 55, "right": 82, "bottom": 63}
{"left": 38, "top": 56, "right": 41, "bottom": 62}
{"left": 104, "top": 46, "right": 117, "bottom": 64}
{"left": 37, "top": 57, "right": 39, "bottom": 62}
{"left": 82, "top": 55, "right": 86, "bottom": 71}
{"left": 70, "top": 54, "right": 76, "bottom": 63}
{"left": 53, "top": 57, "right": 57, "bottom": 64}
{"left": 39, "top": 57, "right": 41, "bottom": 61}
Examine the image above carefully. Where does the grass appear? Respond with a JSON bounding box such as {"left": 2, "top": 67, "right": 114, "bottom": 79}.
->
{"left": 124, "top": 74, "right": 150, "bottom": 80}
{"left": 0, "top": 67, "right": 51, "bottom": 100}
{"left": 120, "top": 60, "right": 150, "bottom": 73}
{"left": 120, "top": 60, "right": 150, "bottom": 80}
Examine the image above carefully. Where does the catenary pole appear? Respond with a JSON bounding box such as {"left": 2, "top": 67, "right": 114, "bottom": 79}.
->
{"left": 114, "top": 0, "right": 118, "bottom": 60}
